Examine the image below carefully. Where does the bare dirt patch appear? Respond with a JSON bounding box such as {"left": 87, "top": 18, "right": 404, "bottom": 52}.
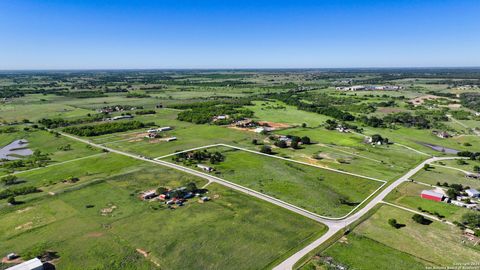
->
{"left": 100, "top": 204, "right": 117, "bottom": 216}
{"left": 136, "top": 248, "right": 149, "bottom": 257}
{"left": 258, "top": 121, "right": 291, "bottom": 129}
{"left": 86, "top": 232, "right": 104, "bottom": 238}
{"left": 16, "top": 207, "right": 33, "bottom": 214}
{"left": 15, "top": 221, "right": 33, "bottom": 230}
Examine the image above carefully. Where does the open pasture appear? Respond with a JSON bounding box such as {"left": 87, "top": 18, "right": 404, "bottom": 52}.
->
{"left": 163, "top": 145, "right": 384, "bottom": 217}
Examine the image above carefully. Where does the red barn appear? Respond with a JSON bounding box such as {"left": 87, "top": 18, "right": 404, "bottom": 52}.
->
{"left": 420, "top": 190, "right": 444, "bottom": 202}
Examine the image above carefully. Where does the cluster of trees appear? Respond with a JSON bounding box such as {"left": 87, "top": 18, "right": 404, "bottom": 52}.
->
{"left": 126, "top": 92, "right": 150, "bottom": 98}
{"left": 457, "top": 151, "right": 480, "bottom": 160}
{"left": 174, "top": 150, "right": 225, "bottom": 164}
{"left": 462, "top": 212, "right": 480, "bottom": 229}
{"left": 0, "top": 90, "right": 25, "bottom": 99}
{"left": 324, "top": 119, "right": 361, "bottom": 132}
{"left": 272, "top": 135, "right": 311, "bottom": 149}
{"left": 460, "top": 92, "right": 480, "bottom": 111}
{"left": 2, "top": 150, "right": 51, "bottom": 170}
{"left": 177, "top": 104, "right": 253, "bottom": 125}
{"left": 0, "top": 127, "right": 18, "bottom": 133}
{"left": 412, "top": 214, "right": 432, "bottom": 225}
{"left": 1, "top": 175, "right": 18, "bottom": 186}
{"left": 260, "top": 145, "right": 273, "bottom": 155}
{"left": 445, "top": 183, "right": 468, "bottom": 198}
{"left": 57, "top": 91, "right": 106, "bottom": 98}
{"left": 170, "top": 99, "right": 252, "bottom": 110}
{"left": 358, "top": 112, "right": 436, "bottom": 129}
{"left": 39, "top": 114, "right": 105, "bottom": 128}
{"left": 63, "top": 121, "right": 150, "bottom": 136}
{"left": 135, "top": 110, "right": 156, "bottom": 115}
{"left": 388, "top": 218, "right": 405, "bottom": 229}
{"left": 0, "top": 185, "right": 38, "bottom": 200}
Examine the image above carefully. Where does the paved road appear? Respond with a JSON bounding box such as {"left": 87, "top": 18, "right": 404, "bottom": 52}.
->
{"left": 273, "top": 155, "right": 463, "bottom": 270}
{"left": 57, "top": 131, "right": 462, "bottom": 270}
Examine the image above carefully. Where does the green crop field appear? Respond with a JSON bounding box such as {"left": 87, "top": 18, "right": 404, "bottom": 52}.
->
{"left": 163, "top": 145, "right": 384, "bottom": 217}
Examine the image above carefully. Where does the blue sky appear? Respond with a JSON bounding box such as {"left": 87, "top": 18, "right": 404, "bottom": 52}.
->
{"left": 0, "top": 0, "right": 479, "bottom": 69}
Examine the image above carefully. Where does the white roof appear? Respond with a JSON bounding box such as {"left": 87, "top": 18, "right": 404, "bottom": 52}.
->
{"left": 421, "top": 190, "right": 444, "bottom": 198}
{"left": 466, "top": 189, "right": 479, "bottom": 194}
{"left": 6, "top": 258, "right": 43, "bottom": 270}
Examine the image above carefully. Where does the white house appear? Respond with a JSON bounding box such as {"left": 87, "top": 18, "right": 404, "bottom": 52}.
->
{"left": 197, "top": 164, "right": 214, "bottom": 172}
{"left": 465, "top": 189, "right": 480, "bottom": 198}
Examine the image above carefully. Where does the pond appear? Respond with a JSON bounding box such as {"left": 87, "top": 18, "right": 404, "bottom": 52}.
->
{"left": 0, "top": 139, "right": 33, "bottom": 160}
{"left": 417, "top": 142, "right": 459, "bottom": 154}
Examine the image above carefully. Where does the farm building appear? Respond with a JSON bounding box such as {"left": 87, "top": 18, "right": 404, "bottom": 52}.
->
{"left": 466, "top": 173, "right": 480, "bottom": 179}
{"left": 465, "top": 189, "right": 480, "bottom": 198}
{"left": 141, "top": 190, "right": 157, "bottom": 200}
{"left": 165, "top": 137, "right": 177, "bottom": 142}
{"left": 111, "top": 115, "right": 133, "bottom": 121}
{"left": 6, "top": 258, "right": 43, "bottom": 270}
{"left": 420, "top": 190, "right": 444, "bottom": 202}
{"left": 197, "top": 164, "right": 214, "bottom": 172}
{"left": 148, "top": 126, "right": 172, "bottom": 133}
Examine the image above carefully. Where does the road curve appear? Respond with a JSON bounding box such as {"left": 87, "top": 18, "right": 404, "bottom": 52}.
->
{"left": 273, "top": 155, "right": 463, "bottom": 270}
{"left": 57, "top": 131, "right": 462, "bottom": 270}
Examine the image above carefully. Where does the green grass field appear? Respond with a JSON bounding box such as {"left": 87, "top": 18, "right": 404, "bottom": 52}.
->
{"left": 0, "top": 164, "right": 326, "bottom": 269}
{"left": 411, "top": 165, "right": 480, "bottom": 189}
{"left": 247, "top": 100, "right": 331, "bottom": 127}
{"left": 164, "top": 146, "right": 384, "bottom": 217}
{"left": 306, "top": 204, "right": 479, "bottom": 269}
{"left": 272, "top": 127, "right": 424, "bottom": 181}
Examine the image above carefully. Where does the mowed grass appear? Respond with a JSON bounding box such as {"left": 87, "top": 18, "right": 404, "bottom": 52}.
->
{"left": 411, "top": 165, "right": 480, "bottom": 189}
{"left": 385, "top": 182, "right": 472, "bottom": 222}
{"left": 165, "top": 146, "right": 384, "bottom": 217}
{"left": 0, "top": 164, "right": 326, "bottom": 269}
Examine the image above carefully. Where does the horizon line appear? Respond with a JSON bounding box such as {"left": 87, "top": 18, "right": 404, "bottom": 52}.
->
{"left": 1, "top": 66, "right": 480, "bottom": 72}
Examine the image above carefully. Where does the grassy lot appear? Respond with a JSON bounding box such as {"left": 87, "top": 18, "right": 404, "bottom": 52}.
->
{"left": 0, "top": 164, "right": 326, "bottom": 269}
{"left": 104, "top": 124, "right": 260, "bottom": 158}
{"left": 434, "top": 158, "right": 480, "bottom": 173}
{"left": 247, "top": 100, "right": 331, "bottom": 127}
{"left": 362, "top": 126, "right": 480, "bottom": 155}
{"left": 164, "top": 146, "right": 384, "bottom": 217}
{"left": 0, "top": 128, "right": 101, "bottom": 176}
{"left": 385, "top": 182, "right": 472, "bottom": 222}
{"left": 0, "top": 102, "right": 93, "bottom": 122}
{"left": 272, "top": 127, "right": 424, "bottom": 181}
{"left": 355, "top": 205, "right": 480, "bottom": 266}
{"left": 306, "top": 204, "right": 479, "bottom": 269}
{"left": 1, "top": 153, "right": 145, "bottom": 203}
{"left": 411, "top": 165, "right": 480, "bottom": 189}
{"left": 306, "top": 233, "right": 429, "bottom": 270}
